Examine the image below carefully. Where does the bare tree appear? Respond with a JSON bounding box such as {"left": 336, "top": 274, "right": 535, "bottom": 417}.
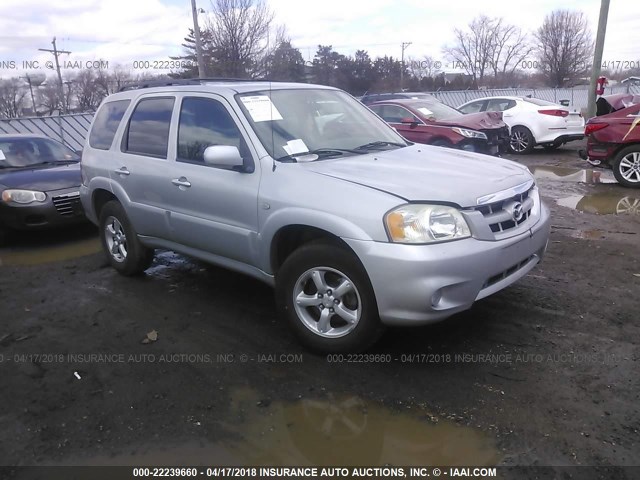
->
{"left": 487, "top": 19, "right": 532, "bottom": 79}
{"left": 443, "top": 16, "right": 495, "bottom": 83}
{"left": 37, "top": 83, "right": 63, "bottom": 115}
{"left": 534, "top": 10, "right": 593, "bottom": 87}
{"left": 204, "top": 0, "right": 274, "bottom": 77}
{"left": 407, "top": 55, "right": 441, "bottom": 80}
{"left": 0, "top": 78, "right": 27, "bottom": 118}
{"left": 444, "top": 16, "right": 532, "bottom": 86}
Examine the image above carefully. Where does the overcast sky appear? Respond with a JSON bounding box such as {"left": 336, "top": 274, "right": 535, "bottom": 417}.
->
{"left": 0, "top": 0, "right": 637, "bottom": 79}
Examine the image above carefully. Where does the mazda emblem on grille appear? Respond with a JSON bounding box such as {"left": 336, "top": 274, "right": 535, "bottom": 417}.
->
{"left": 511, "top": 202, "right": 524, "bottom": 222}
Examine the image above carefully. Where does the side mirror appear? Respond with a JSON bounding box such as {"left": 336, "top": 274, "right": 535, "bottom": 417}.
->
{"left": 203, "top": 145, "right": 243, "bottom": 169}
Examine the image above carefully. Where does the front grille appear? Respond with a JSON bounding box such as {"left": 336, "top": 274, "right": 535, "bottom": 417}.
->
{"left": 52, "top": 192, "right": 82, "bottom": 216}
{"left": 475, "top": 187, "right": 534, "bottom": 234}
{"left": 483, "top": 255, "right": 536, "bottom": 288}
{"left": 480, "top": 126, "right": 510, "bottom": 150}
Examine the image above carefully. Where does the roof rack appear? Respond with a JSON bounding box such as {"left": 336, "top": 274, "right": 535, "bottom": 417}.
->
{"left": 118, "top": 77, "right": 276, "bottom": 92}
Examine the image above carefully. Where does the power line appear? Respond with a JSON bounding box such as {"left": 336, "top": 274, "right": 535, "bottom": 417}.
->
{"left": 38, "top": 37, "right": 71, "bottom": 114}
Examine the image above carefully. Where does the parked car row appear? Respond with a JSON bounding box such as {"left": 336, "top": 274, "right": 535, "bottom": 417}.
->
{"left": 361, "top": 92, "right": 585, "bottom": 156}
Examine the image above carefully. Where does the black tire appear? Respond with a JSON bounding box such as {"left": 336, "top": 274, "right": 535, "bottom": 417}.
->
{"left": 612, "top": 146, "right": 640, "bottom": 188}
{"left": 276, "top": 242, "right": 384, "bottom": 353}
{"left": 509, "top": 126, "right": 535, "bottom": 154}
{"left": 98, "top": 200, "right": 154, "bottom": 275}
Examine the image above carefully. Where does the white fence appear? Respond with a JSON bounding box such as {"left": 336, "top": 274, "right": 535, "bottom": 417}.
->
{"left": 429, "top": 84, "right": 640, "bottom": 110}
{"left": 0, "top": 113, "right": 93, "bottom": 151}
{"left": 1, "top": 84, "right": 639, "bottom": 148}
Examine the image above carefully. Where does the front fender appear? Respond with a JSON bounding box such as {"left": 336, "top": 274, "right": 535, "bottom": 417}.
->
{"left": 258, "top": 207, "right": 375, "bottom": 273}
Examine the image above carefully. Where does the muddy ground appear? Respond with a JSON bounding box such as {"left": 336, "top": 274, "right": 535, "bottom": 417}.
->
{"left": 0, "top": 142, "right": 638, "bottom": 478}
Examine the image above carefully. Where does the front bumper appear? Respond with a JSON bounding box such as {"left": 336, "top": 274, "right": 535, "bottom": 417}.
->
{"left": 344, "top": 202, "right": 551, "bottom": 326}
{"left": 0, "top": 187, "right": 86, "bottom": 231}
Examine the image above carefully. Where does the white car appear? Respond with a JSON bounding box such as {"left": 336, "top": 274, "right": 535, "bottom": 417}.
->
{"left": 458, "top": 96, "right": 584, "bottom": 154}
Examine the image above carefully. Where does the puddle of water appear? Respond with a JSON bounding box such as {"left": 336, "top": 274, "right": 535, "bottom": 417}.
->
{"left": 529, "top": 165, "right": 617, "bottom": 184}
{"left": 64, "top": 387, "right": 500, "bottom": 467}
{"left": 557, "top": 194, "right": 640, "bottom": 216}
{"left": 0, "top": 236, "right": 101, "bottom": 266}
{"left": 571, "top": 229, "right": 606, "bottom": 240}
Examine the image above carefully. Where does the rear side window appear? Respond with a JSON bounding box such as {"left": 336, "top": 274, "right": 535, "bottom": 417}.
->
{"left": 123, "top": 97, "right": 175, "bottom": 158}
{"left": 486, "top": 99, "right": 516, "bottom": 111}
{"left": 89, "top": 100, "right": 130, "bottom": 150}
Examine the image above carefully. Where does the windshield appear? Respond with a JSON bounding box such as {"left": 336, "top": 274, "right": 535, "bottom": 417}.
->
{"left": 236, "top": 89, "right": 407, "bottom": 160}
{"left": 411, "top": 101, "right": 463, "bottom": 120}
{"left": 0, "top": 137, "right": 79, "bottom": 168}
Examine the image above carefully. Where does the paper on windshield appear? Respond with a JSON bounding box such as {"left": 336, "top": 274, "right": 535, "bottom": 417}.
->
{"left": 240, "top": 95, "right": 283, "bottom": 122}
{"left": 0, "top": 150, "right": 5, "bottom": 160}
{"left": 417, "top": 107, "right": 433, "bottom": 116}
{"left": 282, "top": 139, "right": 309, "bottom": 156}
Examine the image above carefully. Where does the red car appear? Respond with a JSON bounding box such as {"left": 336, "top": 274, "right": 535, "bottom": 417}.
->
{"left": 367, "top": 98, "right": 509, "bottom": 156}
{"left": 582, "top": 94, "right": 640, "bottom": 188}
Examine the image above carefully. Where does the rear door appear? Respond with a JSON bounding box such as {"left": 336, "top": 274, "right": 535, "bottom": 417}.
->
{"left": 114, "top": 94, "right": 176, "bottom": 239}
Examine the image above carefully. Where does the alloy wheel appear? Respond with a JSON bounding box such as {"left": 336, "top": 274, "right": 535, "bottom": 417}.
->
{"left": 293, "top": 267, "right": 361, "bottom": 338}
{"left": 104, "top": 216, "right": 128, "bottom": 263}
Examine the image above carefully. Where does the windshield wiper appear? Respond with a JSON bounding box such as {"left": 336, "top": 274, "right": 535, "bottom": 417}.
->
{"left": 276, "top": 148, "right": 360, "bottom": 163}
{"left": 353, "top": 141, "right": 407, "bottom": 151}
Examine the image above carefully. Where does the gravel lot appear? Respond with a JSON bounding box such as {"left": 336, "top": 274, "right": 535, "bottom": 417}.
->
{"left": 0, "top": 141, "right": 638, "bottom": 478}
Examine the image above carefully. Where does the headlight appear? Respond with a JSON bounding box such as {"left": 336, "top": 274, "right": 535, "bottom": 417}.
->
{"left": 452, "top": 127, "right": 487, "bottom": 140}
{"left": 1, "top": 189, "right": 47, "bottom": 204}
{"left": 385, "top": 204, "right": 471, "bottom": 243}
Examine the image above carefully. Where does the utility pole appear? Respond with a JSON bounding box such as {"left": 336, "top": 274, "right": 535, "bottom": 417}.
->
{"left": 191, "top": 0, "right": 207, "bottom": 78}
{"left": 587, "top": 0, "right": 610, "bottom": 119}
{"left": 400, "top": 42, "right": 412, "bottom": 92}
{"left": 39, "top": 37, "right": 71, "bottom": 114}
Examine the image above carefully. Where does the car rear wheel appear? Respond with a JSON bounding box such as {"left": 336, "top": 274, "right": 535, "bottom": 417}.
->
{"left": 509, "top": 126, "right": 535, "bottom": 154}
{"left": 612, "top": 146, "right": 640, "bottom": 188}
{"left": 276, "top": 242, "right": 384, "bottom": 353}
{"left": 99, "top": 200, "right": 154, "bottom": 275}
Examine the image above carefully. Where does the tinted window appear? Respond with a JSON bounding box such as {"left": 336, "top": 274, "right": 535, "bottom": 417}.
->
{"left": 486, "top": 99, "right": 516, "bottom": 111}
{"left": 374, "top": 105, "right": 419, "bottom": 123}
{"left": 459, "top": 101, "right": 485, "bottom": 114}
{"left": 124, "top": 97, "right": 175, "bottom": 158}
{"left": 177, "top": 97, "right": 245, "bottom": 164}
{"left": 89, "top": 100, "right": 130, "bottom": 150}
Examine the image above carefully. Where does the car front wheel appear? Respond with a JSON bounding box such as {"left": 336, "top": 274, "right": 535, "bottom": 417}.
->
{"left": 509, "top": 126, "right": 535, "bottom": 154}
{"left": 99, "top": 200, "right": 154, "bottom": 275}
{"left": 276, "top": 242, "right": 384, "bottom": 353}
{"left": 612, "top": 146, "right": 640, "bottom": 188}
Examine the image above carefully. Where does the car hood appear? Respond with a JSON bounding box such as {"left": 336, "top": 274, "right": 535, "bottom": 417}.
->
{"left": 0, "top": 162, "right": 81, "bottom": 192}
{"left": 437, "top": 111, "right": 506, "bottom": 130}
{"left": 304, "top": 145, "right": 532, "bottom": 207}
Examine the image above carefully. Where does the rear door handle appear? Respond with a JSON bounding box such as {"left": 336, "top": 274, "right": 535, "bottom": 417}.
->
{"left": 171, "top": 177, "right": 191, "bottom": 188}
{"left": 114, "top": 167, "right": 130, "bottom": 176}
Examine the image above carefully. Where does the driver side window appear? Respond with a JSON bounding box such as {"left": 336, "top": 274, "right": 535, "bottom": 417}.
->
{"left": 177, "top": 97, "right": 250, "bottom": 167}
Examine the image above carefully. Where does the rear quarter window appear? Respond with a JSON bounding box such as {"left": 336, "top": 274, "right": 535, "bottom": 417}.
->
{"left": 89, "top": 100, "right": 131, "bottom": 150}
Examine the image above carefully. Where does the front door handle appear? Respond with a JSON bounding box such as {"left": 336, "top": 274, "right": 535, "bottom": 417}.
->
{"left": 171, "top": 177, "right": 191, "bottom": 188}
{"left": 114, "top": 167, "right": 130, "bottom": 176}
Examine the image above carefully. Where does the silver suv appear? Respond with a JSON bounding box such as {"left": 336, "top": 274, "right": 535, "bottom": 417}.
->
{"left": 80, "top": 79, "right": 550, "bottom": 352}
